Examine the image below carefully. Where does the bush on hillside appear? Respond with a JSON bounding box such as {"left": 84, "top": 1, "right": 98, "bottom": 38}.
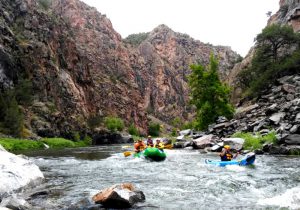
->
{"left": 15, "top": 79, "right": 33, "bottom": 106}
{"left": 104, "top": 116, "right": 124, "bottom": 132}
{"left": 123, "top": 33, "right": 149, "bottom": 46}
{"left": 0, "top": 90, "right": 24, "bottom": 137}
{"left": 128, "top": 123, "right": 139, "bottom": 136}
{"left": 87, "top": 115, "right": 103, "bottom": 129}
{"left": 148, "top": 122, "right": 160, "bottom": 137}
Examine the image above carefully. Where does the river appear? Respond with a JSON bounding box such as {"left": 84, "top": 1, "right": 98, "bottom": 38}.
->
{"left": 20, "top": 145, "right": 300, "bottom": 209}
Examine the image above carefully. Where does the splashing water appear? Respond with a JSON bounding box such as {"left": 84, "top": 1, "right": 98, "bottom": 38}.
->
{"left": 17, "top": 146, "right": 300, "bottom": 209}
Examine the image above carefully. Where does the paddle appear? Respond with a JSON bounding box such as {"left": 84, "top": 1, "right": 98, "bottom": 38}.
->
{"left": 122, "top": 145, "right": 134, "bottom": 157}
{"left": 123, "top": 151, "right": 132, "bottom": 157}
{"left": 123, "top": 145, "right": 146, "bottom": 157}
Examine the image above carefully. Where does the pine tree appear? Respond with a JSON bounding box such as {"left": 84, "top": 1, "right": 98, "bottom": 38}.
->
{"left": 188, "top": 53, "right": 234, "bottom": 130}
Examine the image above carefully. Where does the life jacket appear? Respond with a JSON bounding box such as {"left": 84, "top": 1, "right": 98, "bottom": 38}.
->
{"left": 147, "top": 139, "right": 154, "bottom": 147}
{"left": 155, "top": 142, "right": 164, "bottom": 149}
{"left": 134, "top": 142, "right": 145, "bottom": 152}
{"left": 220, "top": 150, "right": 233, "bottom": 161}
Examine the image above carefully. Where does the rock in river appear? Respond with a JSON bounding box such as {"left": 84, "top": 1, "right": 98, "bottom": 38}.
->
{"left": 92, "top": 183, "right": 145, "bottom": 209}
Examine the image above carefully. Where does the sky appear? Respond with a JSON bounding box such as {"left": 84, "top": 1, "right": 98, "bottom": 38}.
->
{"left": 81, "top": 0, "right": 280, "bottom": 56}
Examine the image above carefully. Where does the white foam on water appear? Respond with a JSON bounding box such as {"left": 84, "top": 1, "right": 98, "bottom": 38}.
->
{"left": 258, "top": 186, "right": 300, "bottom": 209}
{"left": 226, "top": 165, "right": 246, "bottom": 172}
{"left": 128, "top": 157, "right": 144, "bottom": 163}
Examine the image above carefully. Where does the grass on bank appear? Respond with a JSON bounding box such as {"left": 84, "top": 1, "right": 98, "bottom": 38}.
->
{"left": 0, "top": 137, "right": 91, "bottom": 152}
{"left": 232, "top": 131, "right": 277, "bottom": 150}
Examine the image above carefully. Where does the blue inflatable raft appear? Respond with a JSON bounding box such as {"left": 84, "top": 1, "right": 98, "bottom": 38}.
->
{"left": 205, "top": 152, "right": 255, "bottom": 166}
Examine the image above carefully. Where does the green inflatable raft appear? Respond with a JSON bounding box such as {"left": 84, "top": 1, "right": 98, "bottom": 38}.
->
{"left": 135, "top": 147, "right": 166, "bottom": 161}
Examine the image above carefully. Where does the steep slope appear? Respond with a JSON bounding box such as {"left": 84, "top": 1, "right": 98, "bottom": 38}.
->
{"left": 0, "top": 0, "right": 240, "bottom": 138}
{"left": 228, "top": 0, "right": 300, "bottom": 104}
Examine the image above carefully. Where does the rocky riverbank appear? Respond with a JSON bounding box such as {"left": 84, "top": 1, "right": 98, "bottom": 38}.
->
{"left": 173, "top": 74, "right": 300, "bottom": 155}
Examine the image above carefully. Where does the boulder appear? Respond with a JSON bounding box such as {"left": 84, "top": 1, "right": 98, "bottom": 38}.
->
{"left": 289, "top": 125, "right": 299, "bottom": 133}
{"left": 216, "top": 116, "right": 228, "bottom": 123}
{"left": 211, "top": 143, "right": 223, "bottom": 152}
{"left": 192, "top": 135, "right": 218, "bottom": 149}
{"left": 269, "top": 112, "right": 286, "bottom": 125}
{"left": 192, "top": 132, "right": 205, "bottom": 139}
{"left": 93, "top": 132, "right": 133, "bottom": 144}
{"left": 222, "top": 138, "right": 245, "bottom": 151}
{"left": 0, "top": 146, "right": 44, "bottom": 198}
{"left": 179, "top": 129, "right": 191, "bottom": 136}
{"left": 92, "top": 183, "right": 145, "bottom": 209}
{"left": 176, "top": 135, "right": 186, "bottom": 141}
{"left": 283, "top": 134, "right": 300, "bottom": 145}
{"left": 269, "top": 145, "right": 289, "bottom": 155}
{"left": 183, "top": 141, "right": 193, "bottom": 148}
{"left": 1, "top": 196, "right": 31, "bottom": 210}
{"left": 235, "top": 104, "right": 259, "bottom": 118}
{"left": 173, "top": 142, "right": 185, "bottom": 148}
{"left": 282, "top": 84, "right": 296, "bottom": 93}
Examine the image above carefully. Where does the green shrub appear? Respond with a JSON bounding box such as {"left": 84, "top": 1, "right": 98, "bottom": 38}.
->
{"left": 123, "top": 33, "right": 149, "bottom": 46}
{"left": 87, "top": 115, "right": 103, "bottom": 129}
{"left": 83, "top": 135, "right": 92, "bottom": 145}
{"left": 72, "top": 131, "right": 81, "bottom": 142}
{"left": 0, "top": 138, "right": 44, "bottom": 151}
{"left": 0, "top": 91, "right": 24, "bottom": 137}
{"left": 15, "top": 79, "right": 33, "bottom": 106}
{"left": 181, "top": 121, "right": 195, "bottom": 130}
{"left": 148, "top": 122, "right": 160, "bottom": 137}
{"left": 260, "top": 131, "right": 277, "bottom": 144}
{"left": 232, "top": 131, "right": 277, "bottom": 150}
{"left": 289, "top": 148, "right": 300, "bottom": 156}
{"left": 170, "top": 128, "right": 178, "bottom": 137}
{"left": 41, "top": 138, "right": 75, "bottom": 148}
{"left": 128, "top": 123, "right": 139, "bottom": 136}
{"left": 0, "top": 137, "right": 92, "bottom": 152}
{"left": 171, "top": 117, "right": 183, "bottom": 129}
{"left": 104, "top": 116, "right": 124, "bottom": 132}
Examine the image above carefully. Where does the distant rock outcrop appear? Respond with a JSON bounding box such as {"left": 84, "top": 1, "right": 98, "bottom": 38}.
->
{"left": 0, "top": 0, "right": 240, "bottom": 137}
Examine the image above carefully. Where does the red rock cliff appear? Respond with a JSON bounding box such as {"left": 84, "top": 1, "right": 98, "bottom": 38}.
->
{"left": 0, "top": 0, "right": 240, "bottom": 137}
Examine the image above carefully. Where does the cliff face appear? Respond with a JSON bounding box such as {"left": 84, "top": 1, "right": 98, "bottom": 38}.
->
{"left": 269, "top": 0, "right": 300, "bottom": 31}
{"left": 0, "top": 0, "right": 240, "bottom": 137}
{"left": 128, "top": 25, "right": 240, "bottom": 123}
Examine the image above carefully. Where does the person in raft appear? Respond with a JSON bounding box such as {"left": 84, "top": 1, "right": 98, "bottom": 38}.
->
{"left": 134, "top": 139, "right": 145, "bottom": 153}
{"left": 154, "top": 139, "right": 164, "bottom": 151}
{"left": 219, "top": 145, "right": 239, "bottom": 161}
{"left": 146, "top": 135, "right": 154, "bottom": 147}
